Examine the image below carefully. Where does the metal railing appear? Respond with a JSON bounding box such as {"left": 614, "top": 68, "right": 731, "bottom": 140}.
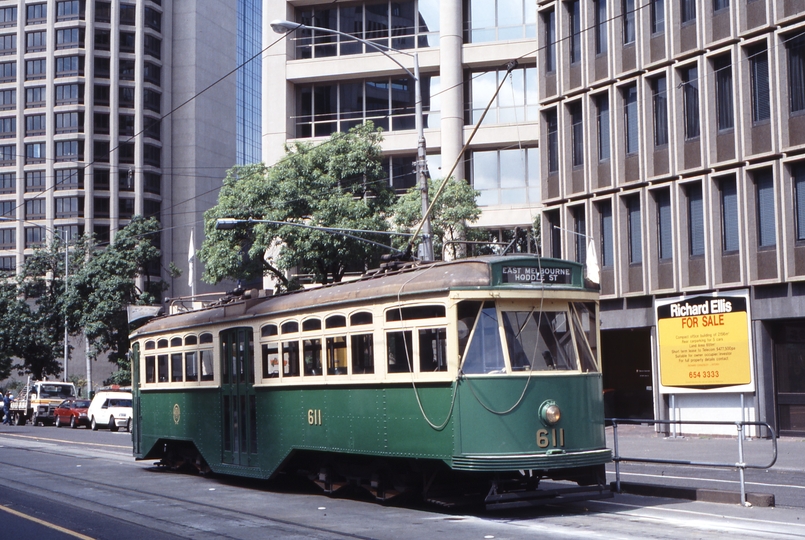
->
{"left": 608, "top": 418, "right": 778, "bottom": 507}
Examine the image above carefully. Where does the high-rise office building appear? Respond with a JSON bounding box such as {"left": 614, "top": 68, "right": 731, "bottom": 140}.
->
{"left": 537, "top": 0, "right": 805, "bottom": 435}
{"left": 0, "top": 0, "right": 261, "bottom": 301}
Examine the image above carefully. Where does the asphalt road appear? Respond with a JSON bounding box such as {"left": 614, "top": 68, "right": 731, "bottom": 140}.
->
{"left": 1, "top": 424, "right": 804, "bottom": 540}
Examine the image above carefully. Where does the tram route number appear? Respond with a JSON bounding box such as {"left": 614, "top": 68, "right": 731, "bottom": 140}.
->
{"left": 536, "top": 428, "right": 565, "bottom": 448}
{"left": 307, "top": 409, "right": 323, "bottom": 426}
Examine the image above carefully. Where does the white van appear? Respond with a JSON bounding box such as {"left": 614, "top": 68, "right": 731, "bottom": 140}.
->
{"left": 88, "top": 390, "right": 132, "bottom": 432}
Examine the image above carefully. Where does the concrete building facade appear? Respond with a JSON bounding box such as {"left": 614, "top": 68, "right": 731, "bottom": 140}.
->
{"left": 537, "top": 0, "right": 805, "bottom": 435}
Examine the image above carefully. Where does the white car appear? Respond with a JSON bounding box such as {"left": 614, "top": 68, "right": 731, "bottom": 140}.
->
{"left": 88, "top": 391, "right": 132, "bottom": 432}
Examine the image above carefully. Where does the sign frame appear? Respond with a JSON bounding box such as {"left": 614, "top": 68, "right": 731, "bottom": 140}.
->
{"left": 656, "top": 290, "right": 755, "bottom": 394}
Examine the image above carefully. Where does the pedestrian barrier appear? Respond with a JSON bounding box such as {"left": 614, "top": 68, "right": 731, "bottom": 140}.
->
{"left": 608, "top": 418, "right": 778, "bottom": 507}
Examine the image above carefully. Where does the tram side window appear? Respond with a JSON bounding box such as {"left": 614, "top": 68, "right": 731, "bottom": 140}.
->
{"left": 145, "top": 355, "right": 155, "bottom": 383}
{"left": 419, "top": 328, "right": 447, "bottom": 372}
{"left": 461, "top": 302, "right": 506, "bottom": 374}
{"left": 200, "top": 349, "right": 214, "bottom": 381}
{"left": 157, "top": 354, "right": 168, "bottom": 382}
{"left": 303, "top": 338, "right": 322, "bottom": 375}
{"left": 351, "top": 333, "right": 374, "bottom": 374}
{"left": 326, "top": 336, "right": 347, "bottom": 375}
{"left": 262, "top": 342, "right": 279, "bottom": 378}
{"left": 282, "top": 341, "right": 300, "bottom": 377}
{"left": 571, "top": 302, "right": 599, "bottom": 372}
{"left": 501, "top": 310, "right": 576, "bottom": 371}
{"left": 387, "top": 331, "right": 413, "bottom": 373}
{"left": 170, "top": 353, "right": 182, "bottom": 382}
{"left": 185, "top": 351, "right": 198, "bottom": 381}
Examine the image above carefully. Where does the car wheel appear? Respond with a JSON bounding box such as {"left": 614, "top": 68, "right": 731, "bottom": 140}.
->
{"left": 109, "top": 416, "right": 118, "bottom": 432}
{"left": 91, "top": 417, "right": 98, "bottom": 431}
{"left": 70, "top": 416, "right": 77, "bottom": 429}
{"left": 55, "top": 416, "right": 62, "bottom": 428}
{"left": 13, "top": 413, "right": 23, "bottom": 426}
{"left": 125, "top": 419, "right": 131, "bottom": 432}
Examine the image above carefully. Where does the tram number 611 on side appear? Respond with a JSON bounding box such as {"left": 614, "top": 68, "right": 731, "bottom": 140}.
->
{"left": 307, "top": 409, "right": 323, "bottom": 426}
{"left": 536, "top": 428, "right": 565, "bottom": 448}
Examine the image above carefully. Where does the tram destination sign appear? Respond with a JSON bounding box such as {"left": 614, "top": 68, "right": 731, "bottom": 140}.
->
{"left": 501, "top": 265, "right": 573, "bottom": 284}
{"left": 656, "top": 293, "right": 752, "bottom": 390}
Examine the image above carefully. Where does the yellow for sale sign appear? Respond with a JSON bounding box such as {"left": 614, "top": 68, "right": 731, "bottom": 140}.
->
{"left": 657, "top": 295, "right": 751, "bottom": 387}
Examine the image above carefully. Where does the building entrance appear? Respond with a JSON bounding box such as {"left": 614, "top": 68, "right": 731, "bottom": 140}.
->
{"left": 772, "top": 321, "right": 805, "bottom": 436}
{"left": 601, "top": 328, "right": 653, "bottom": 419}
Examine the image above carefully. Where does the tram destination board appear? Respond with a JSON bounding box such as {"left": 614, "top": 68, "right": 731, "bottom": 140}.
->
{"left": 501, "top": 265, "right": 573, "bottom": 284}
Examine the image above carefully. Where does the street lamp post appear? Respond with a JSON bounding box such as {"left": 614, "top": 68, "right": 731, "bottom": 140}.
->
{"left": 270, "top": 20, "right": 434, "bottom": 261}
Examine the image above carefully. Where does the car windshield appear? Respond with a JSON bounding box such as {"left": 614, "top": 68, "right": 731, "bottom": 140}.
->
{"left": 39, "top": 385, "right": 76, "bottom": 399}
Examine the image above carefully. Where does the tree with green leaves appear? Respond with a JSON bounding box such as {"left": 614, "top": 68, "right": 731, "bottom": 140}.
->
{"left": 392, "top": 177, "right": 483, "bottom": 260}
{"left": 200, "top": 123, "right": 396, "bottom": 287}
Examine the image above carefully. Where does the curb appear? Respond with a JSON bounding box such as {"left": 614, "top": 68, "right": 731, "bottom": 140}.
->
{"left": 611, "top": 482, "right": 775, "bottom": 507}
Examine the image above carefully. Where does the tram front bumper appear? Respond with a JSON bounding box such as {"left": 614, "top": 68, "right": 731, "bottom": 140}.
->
{"left": 450, "top": 448, "right": 612, "bottom": 472}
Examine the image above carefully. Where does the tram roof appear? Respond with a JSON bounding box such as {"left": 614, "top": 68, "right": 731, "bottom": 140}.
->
{"left": 131, "top": 255, "right": 589, "bottom": 338}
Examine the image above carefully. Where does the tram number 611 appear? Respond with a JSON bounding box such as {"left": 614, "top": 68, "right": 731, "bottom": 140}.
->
{"left": 307, "top": 409, "right": 323, "bottom": 426}
{"left": 536, "top": 428, "right": 565, "bottom": 448}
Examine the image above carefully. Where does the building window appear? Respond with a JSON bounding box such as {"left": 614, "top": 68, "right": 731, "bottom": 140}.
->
{"left": 119, "top": 59, "right": 135, "bottom": 81}
{"left": 0, "top": 116, "right": 14, "bottom": 138}
{"left": 0, "top": 144, "right": 14, "bottom": 165}
{"left": 56, "top": 28, "right": 81, "bottom": 49}
{"left": 470, "top": 66, "right": 536, "bottom": 125}
{"left": 652, "top": 76, "right": 668, "bottom": 146}
{"left": 573, "top": 206, "right": 586, "bottom": 264}
{"left": 0, "top": 7, "right": 17, "bottom": 28}
{"left": 93, "top": 196, "right": 110, "bottom": 218}
{"left": 119, "top": 86, "right": 135, "bottom": 108}
{"left": 119, "top": 3, "right": 135, "bottom": 25}
{"left": 26, "top": 226, "right": 45, "bottom": 248}
{"left": 682, "top": 65, "right": 700, "bottom": 139}
{"left": 544, "top": 9, "right": 556, "bottom": 72}
{"left": 119, "top": 198, "right": 135, "bottom": 219}
{"left": 789, "top": 35, "right": 805, "bottom": 114}
{"left": 25, "top": 198, "right": 46, "bottom": 220}
{"left": 0, "top": 88, "right": 15, "bottom": 110}
{"left": 719, "top": 177, "right": 739, "bottom": 252}
{"left": 0, "top": 200, "right": 14, "bottom": 219}
{"left": 569, "top": 0, "right": 581, "bottom": 64}
{"left": 119, "top": 31, "right": 135, "bottom": 53}
{"left": 26, "top": 31, "right": 46, "bottom": 52}
{"left": 119, "top": 142, "right": 134, "bottom": 164}
{"left": 144, "top": 7, "right": 161, "bottom": 32}
{"left": 546, "top": 109, "right": 558, "bottom": 173}
{"left": 93, "top": 169, "right": 109, "bottom": 190}
{"left": 600, "top": 201, "right": 613, "bottom": 267}
{"left": 55, "top": 56, "right": 82, "bottom": 77}
{"left": 296, "top": 75, "right": 438, "bottom": 138}
{"left": 546, "top": 210, "right": 561, "bottom": 258}
{"left": 471, "top": 148, "right": 539, "bottom": 206}
{"left": 755, "top": 169, "right": 775, "bottom": 248}
{"left": 55, "top": 140, "right": 80, "bottom": 162}
{"left": 0, "top": 172, "right": 14, "bottom": 194}
{"left": 714, "top": 0, "right": 729, "bottom": 11}
{"left": 0, "top": 34, "right": 16, "bottom": 56}
{"left": 56, "top": 84, "right": 81, "bottom": 105}
{"left": 0, "top": 229, "right": 15, "bottom": 250}
{"left": 467, "top": 0, "right": 533, "bottom": 43}
{"left": 56, "top": 197, "right": 81, "bottom": 218}
{"left": 624, "top": 85, "right": 638, "bottom": 154}
{"left": 25, "top": 114, "right": 44, "bottom": 136}
{"left": 656, "top": 189, "right": 672, "bottom": 261}
{"left": 651, "top": 0, "right": 665, "bottom": 34}
{"left": 687, "top": 183, "right": 704, "bottom": 257}
{"left": 0, "top": 256, "right": 15, "bottom": 271}
{"left": 623, "top": 0, "right": 635, "bottom": 44}
{"left": 595, "top": 0, "right": 607, "bottom": 55}
{"left": 749, "top": 44, "right": 770, "bottom": 123}
{"left": 25, "top": 142, "right": 46, "bottom": 164}
{"left": 26, "top": 86, "right": 45, "bottom": 108}
{"left": 144, "top": 90, "right": 160, "bottom": 113}
{"left": 25, "top": 59, "right": 46, "bottom": 81}
{"left": 93, "top": 141, "right": 109, "bottom": 162}
{"left": 94, "top": 57, "right": 110, "bottom": 79}
{"left": 94, "top": 85, "right": 109, "bottom": 106}
{"left": 570, "top": 102, "right": 583, "bottom": 167}
{"left": 144, "top": 34, "right": 161, "bottom": 59}
{"left": 627, "top": 195, "right": 642, "bottom": 264}
{"left": 681, "top": 0, "right": 695, "bottom": 23}
{"left": 26, "top": 4, "right": 46, "bottom": 24}
{"left": 597, "top": 94, "right": 610, "bottom": 162}
{"left": 55, "top": 168, "right": 82, "bottom": 190}
{"left": 713, "top": 55, "right": 733, "bottom": 131}
{"left": 0, "top": 61, "right": 16, "bottom": 83}
{"left": 95, "top": 1, "right": 110, "bottom": 23}
{"left": 144, "top": 172, "right": 160, "bottom": 195}
{"left": 25, "top": 170, "right": 45, "bottom": 192}
{"left": 55, "top": 112, "right": 81, "bottom": 134}
{"left": 95, "top": 29, "right": 110, "bottom": 51}
{"left": 55, "top": 225, "right": 82, "bottom": 243}
{"left": 143, "top": 144, "right": 161, "bottom": 167}
{"left": 794, "top": 164, "right": 805, "bottom": 241}
{"left": 56, "top": 0, "right": 83, "bottom": 22}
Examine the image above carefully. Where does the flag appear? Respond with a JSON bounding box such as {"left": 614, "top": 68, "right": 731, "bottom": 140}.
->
{"left": 188, "top": 228, "right": 196, "bottom": 294}
{"left": 585, "top": 236, "right": 600, "bottom": 287}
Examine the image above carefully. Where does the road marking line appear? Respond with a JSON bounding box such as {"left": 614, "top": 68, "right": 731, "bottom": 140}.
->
{"left": 0, "top": 504, "right": 96, "bottom": 540}
{"left": 0, "top": 433, "right": 129, "bottom": 450}
{"left": 613, "top": 470, "right": 805, "bottom": 490}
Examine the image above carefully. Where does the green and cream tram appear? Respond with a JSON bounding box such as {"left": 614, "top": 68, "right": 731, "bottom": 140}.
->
{"left": 130, "top": 255, "right": 611, "bottom": 508}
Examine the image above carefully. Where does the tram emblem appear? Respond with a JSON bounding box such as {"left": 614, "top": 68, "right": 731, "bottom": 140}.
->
{"left": 173, "top": 403, "right": 180, "bottom": 425}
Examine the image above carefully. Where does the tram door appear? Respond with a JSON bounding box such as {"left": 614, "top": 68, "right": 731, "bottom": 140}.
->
{"left": 220, "top": 328, "right": 257, "bottom": 466}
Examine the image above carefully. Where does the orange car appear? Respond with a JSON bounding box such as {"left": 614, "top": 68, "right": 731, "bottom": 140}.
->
{"left": 53, "top": 399, "right": 92, "bottom": 428}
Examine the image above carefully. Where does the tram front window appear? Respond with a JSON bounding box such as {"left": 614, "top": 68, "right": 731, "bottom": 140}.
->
{"left": 461, "top": 302, "right": 506, "bottom": 374}
{"left": 502, "top": 310, "right": 576, "bottom": 371}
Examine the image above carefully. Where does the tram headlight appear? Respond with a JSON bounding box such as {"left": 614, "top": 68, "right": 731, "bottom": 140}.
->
{"left": 539, "top": 401, "right": 562, "bottom": 426}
